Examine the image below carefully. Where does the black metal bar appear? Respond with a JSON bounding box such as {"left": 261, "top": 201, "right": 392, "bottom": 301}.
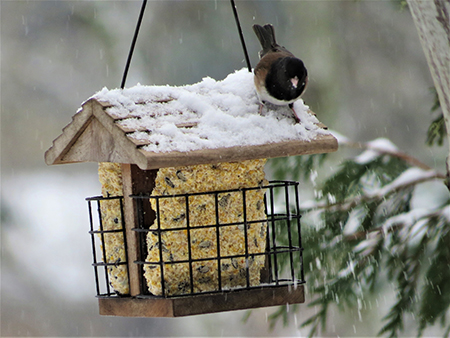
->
{"left": 131, "top": 217, "right": 276, "bottom": 233}
{"left": 97, "top": 199, "right": 111, "bottom": 296}
{"left": 214, "top": 192, "right": 222, "bottom": 292}
{"left": 294, "top": 183, "right": 305, "bottom": 283}
{"left": 137, "top": 196, "right": 149, "bottom": 295}
{"left": 155, "top": 197, "right": 166, "bottom": 297}
{"left": 121, "top": 0, "right": 148, "bottom": 89}
{"left": 285, "top": 182, "right": 295, "bottom": 282}
{"left": 133, "top": 197, "right": 145, "bottom": 295}
{"left": 185, "top": 195, "right": 194, "bottom": 295}
{"left": 230, "top": 0, "right": 252, "bottom": 72}
{"left": 86, "top": 195, "right": 123, "bottom": 201}
{"left": 269, "top": 185, "right": 279, "bottom": 285}
{"left": 264, "top": 192, "right": 273, "bottom": 283}
{"left": 130, "top": 181, "right": 299, "bottom": 200}
{"left": 89, "top": 229, "right": 124, "bottom": 234}
{"left": 140, "top": 247, "right": 300, "bottom": 266}
{"left": 88, "top": 201, "right": 101, "bottom": 296}
{"left": 242, "top": 189, "right": 250, "bottom": 288}
{"left": 92, "top": 261, "right": 128, "bottom": 267}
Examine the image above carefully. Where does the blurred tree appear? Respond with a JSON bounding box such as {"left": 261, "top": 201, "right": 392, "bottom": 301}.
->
{"left": 266, "top": 2, "right": 450, "bottom": 336}
{"left": 408, "top": 0, "right": 450, "bottom": 188}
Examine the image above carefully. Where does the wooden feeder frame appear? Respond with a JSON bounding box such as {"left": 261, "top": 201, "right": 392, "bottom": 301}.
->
{"left": 45, "top": 98, "right": 338, "bottom": 317}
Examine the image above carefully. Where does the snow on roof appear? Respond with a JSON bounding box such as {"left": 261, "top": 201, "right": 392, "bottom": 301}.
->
{"left": 45, "top": 68, "right": 337, "bottom": 169}
{"left": 92, "top": 68, "right": 330, "bottom": 154}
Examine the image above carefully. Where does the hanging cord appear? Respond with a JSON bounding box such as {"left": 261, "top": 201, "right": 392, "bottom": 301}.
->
{"left": 121, "top": 0, "right": 250, "bottom": 88}
{"left": 230, "top": 0, "right": 252, "bottom": 72}
{"left": 121, "top": 0, "right": 148, "bottom": 89}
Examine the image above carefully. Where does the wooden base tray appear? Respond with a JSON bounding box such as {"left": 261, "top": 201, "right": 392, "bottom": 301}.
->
{"left": 98, "top": 284, "right": 305, "bottom": 317}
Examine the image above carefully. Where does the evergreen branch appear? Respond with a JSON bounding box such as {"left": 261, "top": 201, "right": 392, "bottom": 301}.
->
{"left": 426, "top": 86, "right": 445, "bottom": 147}
{"left": 347, "top": 206, "right": 447, "bottom": 243}
{"left": 427, "top": 113, "right": 446, "bottom": 147}
{"left": 302, "top": 168, "right": 445, "bottom": 213}
{"left": 340, "top": 139, "right": 436, "bottom": 171}
{"left": 418, "top": 225, "right": 450, "bottom": 336}
{"left": 269, "top": 132, "right": 450, "bottom": 337}
{"left": 344, "top": 223, "right": 402, "bottom": 241}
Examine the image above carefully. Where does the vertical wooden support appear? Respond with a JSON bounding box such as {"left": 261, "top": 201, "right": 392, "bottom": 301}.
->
{"left": 121, "top": 163, "right": 158, "bottom": 296}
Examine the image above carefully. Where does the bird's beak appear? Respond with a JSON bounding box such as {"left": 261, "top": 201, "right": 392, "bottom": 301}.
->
{"left": 290, "top": 76, "right": 299, "bottom": 88}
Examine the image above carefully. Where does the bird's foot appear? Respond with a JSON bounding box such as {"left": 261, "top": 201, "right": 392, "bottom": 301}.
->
{"left": 258, "top": 103, "right": 265, "bottom": 116}
{"left": 289, "top": 103, "right": 301, "bottom": 124}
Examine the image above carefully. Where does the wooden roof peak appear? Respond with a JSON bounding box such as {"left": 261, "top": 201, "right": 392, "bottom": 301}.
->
{"left": 45, "top": 96, "right": 338, "bottom": 170}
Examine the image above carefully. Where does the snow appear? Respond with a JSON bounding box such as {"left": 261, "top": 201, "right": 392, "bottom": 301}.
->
{"left": 92, "top": 68, "right": 330, "bottom": 153}
{"left": 373, "top": 167, "right": 439, "bottom": 199}
{"left": 353, "top": 236, "right": 380, "bottom": 257}
{"left": 329, "top": 130, "right": 350, "bottom": 144}
{"left": 355, "top": 138, "right": 399, "bottom": 164}
{"left": 343, "top": 207, "right": 366, "bottom": 235}
{"left": 382, "top": 208, "right": 433, "bottom": 233}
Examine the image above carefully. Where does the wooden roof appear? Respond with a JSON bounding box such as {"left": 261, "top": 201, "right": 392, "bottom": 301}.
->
{"left": 45, "top": 98, "right": 338, "bottom": 170}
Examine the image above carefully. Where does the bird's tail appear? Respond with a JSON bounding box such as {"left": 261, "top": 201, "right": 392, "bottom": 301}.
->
{"left": 253, "top": 24, "right": 276, "bottom": 57}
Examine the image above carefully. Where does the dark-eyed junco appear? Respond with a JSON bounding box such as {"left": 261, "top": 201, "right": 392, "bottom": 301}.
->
{"left": 253, "top": 24, "right": 308, "bottom": 123}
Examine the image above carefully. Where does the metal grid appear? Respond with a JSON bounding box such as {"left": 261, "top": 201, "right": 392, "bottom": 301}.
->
{"left": 133, "top": 180, "right": 304, "bottom": 298}
{"left": 86, "top": 195, "right": 130, "bottom": 297}
{"left": 86, "top": 180, "right": 304, "bottom": 298}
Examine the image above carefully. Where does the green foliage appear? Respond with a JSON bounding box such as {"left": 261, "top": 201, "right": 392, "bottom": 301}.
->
{"left": 427, "top": 114, "right": 446, "bottom": 147}
{"left": 418, "top": 217, "right": 450, "bottom": 335}
{"left": 266, "top": 139, "right": 450, "bottom": 337}
{"left": 269, "top": 154, "right": 327, "bottom": 182}
{"left": 426, "top": 88, "right": 446, "bottom": 147}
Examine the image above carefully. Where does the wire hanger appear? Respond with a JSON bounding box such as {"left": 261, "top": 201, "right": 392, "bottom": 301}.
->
{"left": 120, "top": 0, "right": 251, "bottom": 89}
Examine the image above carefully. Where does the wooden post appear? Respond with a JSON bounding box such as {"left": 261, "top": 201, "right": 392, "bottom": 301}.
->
{"left": 121, "top": 163, "right": 158, "bottom": 296}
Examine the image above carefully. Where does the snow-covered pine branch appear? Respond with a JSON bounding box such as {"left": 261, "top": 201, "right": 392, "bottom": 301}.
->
{"left": 303, "top": 167, "right": 443, "bottom": 213}
{"left": 269, "top": 135, "right": 450, "bottom": 337}
{"left": 300, "top": 137, "right": 446, "bottom": 213}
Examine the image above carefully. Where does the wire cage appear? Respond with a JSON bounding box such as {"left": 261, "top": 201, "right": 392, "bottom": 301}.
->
{"left": 87, "top": 195, "right": 130, "bottom": 297}
{"left": 87, "top": 180, "right": 304, "bottom": 301}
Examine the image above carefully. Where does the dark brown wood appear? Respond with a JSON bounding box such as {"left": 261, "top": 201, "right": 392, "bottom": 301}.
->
{"left": 121, "top": 164, "right": 158, "bottom": 296}
{"left": 98, "top": 284, "right": 304, "bottom": 317}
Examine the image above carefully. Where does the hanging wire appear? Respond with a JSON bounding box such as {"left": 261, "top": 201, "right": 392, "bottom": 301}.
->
{"left": 121, "top": 0, "right": 251, "bottom": 88}
{"left": 230, "top": 0, "right": 252, "bottom": 72}
{"left": 121, "top": 0, "right": 148, "bottom": 89}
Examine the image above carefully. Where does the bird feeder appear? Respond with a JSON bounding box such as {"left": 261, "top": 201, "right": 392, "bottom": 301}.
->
{"left": 45, "top": 70, "right": 338, "bottom": 317}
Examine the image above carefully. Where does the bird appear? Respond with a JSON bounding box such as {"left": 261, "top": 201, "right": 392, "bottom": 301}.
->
{"left": 252, "top": 24, "right": 308, "bottom": 123}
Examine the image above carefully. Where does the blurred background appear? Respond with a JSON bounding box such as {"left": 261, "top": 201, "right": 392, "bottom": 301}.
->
{"left": 1, "top": 1, "right": 447, "bottom": 336}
